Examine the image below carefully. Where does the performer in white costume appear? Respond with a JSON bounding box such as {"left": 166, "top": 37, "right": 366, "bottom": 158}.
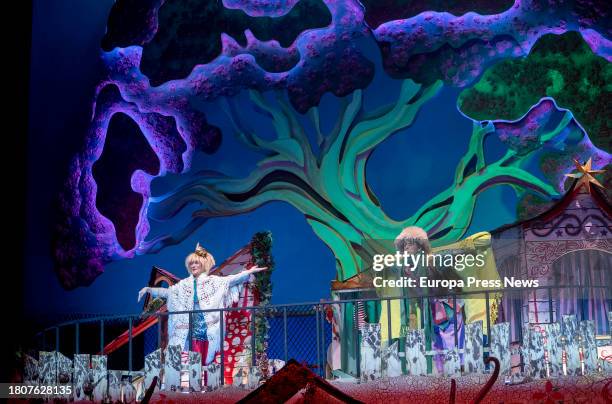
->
{"left": 138, "top": 243, "right": 266, "bottom": 364}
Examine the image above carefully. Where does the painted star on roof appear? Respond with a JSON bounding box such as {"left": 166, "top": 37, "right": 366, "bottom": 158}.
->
{"left": 565, "top": 158, "right": 606, "bottom": 191}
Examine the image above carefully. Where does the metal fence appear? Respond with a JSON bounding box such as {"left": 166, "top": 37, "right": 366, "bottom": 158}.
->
{"left": 30, "top": 285, "right": 611, "bottom": 381}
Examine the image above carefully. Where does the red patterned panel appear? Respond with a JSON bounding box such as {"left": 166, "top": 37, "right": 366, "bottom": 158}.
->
{"left": 213, "top": 283, "right": 259, "bottom": 384}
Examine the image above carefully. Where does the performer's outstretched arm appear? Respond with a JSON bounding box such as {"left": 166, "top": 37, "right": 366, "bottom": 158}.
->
{"left": 227, "top": 266, "right": 267, "bottom": 287}
{"left": 138, "top": 286, "right": 169, "bottom": 301}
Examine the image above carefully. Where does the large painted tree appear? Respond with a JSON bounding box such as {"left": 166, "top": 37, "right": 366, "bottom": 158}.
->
{"left": 54, "top": 0, "right": 611, "bottom": 288}
{"left": 147, "top": 82, "right": 576, "bottom": 281}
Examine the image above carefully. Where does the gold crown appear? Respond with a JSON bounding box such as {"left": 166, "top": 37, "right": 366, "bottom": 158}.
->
{"left": 194, "top": 242, "right": 209, "bottom": 258}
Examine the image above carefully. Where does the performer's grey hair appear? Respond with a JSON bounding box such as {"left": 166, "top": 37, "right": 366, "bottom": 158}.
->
{"left": 394, "top": 226, "right": 431, "bottom": 253}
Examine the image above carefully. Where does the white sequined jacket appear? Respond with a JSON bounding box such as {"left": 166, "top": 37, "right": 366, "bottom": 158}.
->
{"left": 149, "top": 272, "right": 250, "bottom": 364}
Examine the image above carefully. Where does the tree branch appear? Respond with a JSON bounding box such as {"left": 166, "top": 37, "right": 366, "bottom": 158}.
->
{"left": 454, "top": 122, "right": 492, "bottom": 185}
{"left": 222, "top": 94, "right": 307, "bottom": 165}
{"left": 326, "top": 80, "right": 443, "bottom": 232}
{"left": 220, "top": 97, "right": 271, "bottom": 153}
{"left": 345, "top": 80, "right": 440, "bottom": 161}
{"left": 404, "top": 119, "right": 560, "bottom": 245}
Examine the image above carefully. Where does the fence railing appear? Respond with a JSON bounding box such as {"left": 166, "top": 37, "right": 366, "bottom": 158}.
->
{"left": 30, "top": 284, "right": 611, "bottom": 381}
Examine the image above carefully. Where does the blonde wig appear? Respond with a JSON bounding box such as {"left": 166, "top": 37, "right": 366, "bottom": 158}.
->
{"left": 185, "top": 244, "right": 216, "bottom": 275}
